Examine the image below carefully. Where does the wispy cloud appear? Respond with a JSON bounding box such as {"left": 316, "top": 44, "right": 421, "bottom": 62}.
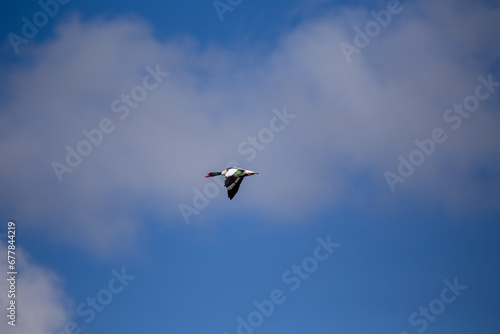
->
{"left": 0, "top": 0, "right": 499, "bottom": 256}
{"left": 0, "top": 240, "right": 72, "bottom": 334}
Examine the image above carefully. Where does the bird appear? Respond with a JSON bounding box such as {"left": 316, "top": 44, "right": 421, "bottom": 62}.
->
{"left": 205, "top": 167, "right": 259, "bottom": 200}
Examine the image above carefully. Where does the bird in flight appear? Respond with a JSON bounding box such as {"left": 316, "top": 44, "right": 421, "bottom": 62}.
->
{"left": 205, "top": 167, "right": 259, "bottom": 200}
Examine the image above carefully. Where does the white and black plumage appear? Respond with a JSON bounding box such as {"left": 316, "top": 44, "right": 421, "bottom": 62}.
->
{"left": 205, "top": 167, "right": 259, "bottom": 200}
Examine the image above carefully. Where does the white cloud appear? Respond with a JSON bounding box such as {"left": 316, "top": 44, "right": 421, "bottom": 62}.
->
{"left": 0, "top": 0, "right": 499, "bottom": 255}
{"left": 0, "top": 240, "right": 73, "bottom": 334}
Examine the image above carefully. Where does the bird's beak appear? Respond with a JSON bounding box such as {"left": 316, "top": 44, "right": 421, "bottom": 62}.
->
{"left": 205, "top": 173, "right": 210, "bottom": 177}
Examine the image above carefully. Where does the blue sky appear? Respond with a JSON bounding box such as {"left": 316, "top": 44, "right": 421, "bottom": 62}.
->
{"left": 1, "top": 0, "right": 500, "bottom": 333}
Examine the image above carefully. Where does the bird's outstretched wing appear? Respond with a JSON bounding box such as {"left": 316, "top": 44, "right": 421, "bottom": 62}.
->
{"left": 225, "top": 175, "right": 244, "bottom": 200}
